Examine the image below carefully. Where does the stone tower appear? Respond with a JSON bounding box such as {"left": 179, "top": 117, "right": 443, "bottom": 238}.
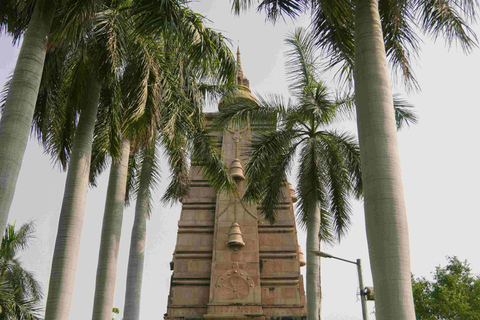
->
{"left": 165, "top": 49, "right": 307, "bottom": 319}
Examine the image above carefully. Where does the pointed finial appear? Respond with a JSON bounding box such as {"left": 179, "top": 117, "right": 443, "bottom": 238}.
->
{"left": 237, "top": 46, "right": 241, "bottom": 63}
{"left": 217, "top": 45, "right": 256, "bottom": 111}
{"left": 237, "top": 46, "right": 244, "bottom": 79}
{"left": 235, "top": 46, "right": 249, "bottom": 89}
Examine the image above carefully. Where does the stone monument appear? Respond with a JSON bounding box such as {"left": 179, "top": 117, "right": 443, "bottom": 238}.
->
{"left": 164, "top": 49, "right": 307, "bottom": 319}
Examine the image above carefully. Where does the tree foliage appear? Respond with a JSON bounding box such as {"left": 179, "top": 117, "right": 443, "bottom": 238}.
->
{"left": 0, "top": 222, "right": 42, "bottom": 319}
{"left": 230, "top": 0, "right": 477, "bottom": 90}
{"left": 412, "top": 256, "right": 480, "bottom": 319}
{"left": 217, "top": 28, "right": 363, "bottom": 239}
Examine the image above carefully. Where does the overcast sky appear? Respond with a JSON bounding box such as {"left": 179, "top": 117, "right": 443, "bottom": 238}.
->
{"left": 1, "top": 1, "right": 480, "bottom": 319}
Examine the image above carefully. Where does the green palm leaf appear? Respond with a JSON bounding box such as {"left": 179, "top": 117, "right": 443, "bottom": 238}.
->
{"left": 0, "top": 222, "right": 43, "bottom": 319}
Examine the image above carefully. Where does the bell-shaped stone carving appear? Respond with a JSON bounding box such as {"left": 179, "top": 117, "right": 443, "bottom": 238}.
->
{"left": 227, "top": 222, "right": 245, "bottom": 248}
{"left": 230, "top": 159, "right": 245, "bottom": 181}
{"left": 298, "top": 245, "right": 306, "bottom": 267}
{"left": 288, "top": 182, "right": 298, "bottom": 203}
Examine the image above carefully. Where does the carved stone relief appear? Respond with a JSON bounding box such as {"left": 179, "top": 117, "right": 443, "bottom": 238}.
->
{"left": 215, "top": 263, "right": 255, "bottom": 300}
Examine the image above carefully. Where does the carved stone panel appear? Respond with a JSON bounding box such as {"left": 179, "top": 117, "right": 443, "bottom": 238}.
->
{"left": 214, "top": 263, "right": 255, "bottom": 302}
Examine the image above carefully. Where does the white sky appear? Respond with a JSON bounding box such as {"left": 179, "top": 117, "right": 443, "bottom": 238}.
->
{"left": 1, "top": 1, "right": 480, "bottom": 319}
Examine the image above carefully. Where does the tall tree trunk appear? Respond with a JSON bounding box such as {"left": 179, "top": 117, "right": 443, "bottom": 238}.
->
{"left": 92, "top": 139, "right": 131, "bottom": 320}
{"left": 123, "top": 149, "right": 153, "bottom": 320}
{"left": 318, "top": 233, "right": 322, "bottom": 320}
{"left": 44, "top": 76, "right": 102, "bottom": 320}
{"left": 0, "top": 0, "right": 54, "bottom": 235}
{"left": 354, "top": 0, "right": 415, "bottom": 319}
{"left": 306, "top": 202, "right": 321, "bottom": 320}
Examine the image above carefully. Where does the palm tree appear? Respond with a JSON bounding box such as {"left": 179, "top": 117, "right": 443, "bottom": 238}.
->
{"left": 0, "top": 279, "right": 40, "bottom": 320}
{"left": 22, "top": 2, "right": 132, "bottom": 317}
{"left": 0, "top": 222, "right": 43, "bottom": 319}
{"left": 1, "top": 2, "right": 125, "bottom": 314}
{"left": 0, "top": 0, "right": 55, "bottom": 236}
{"left": 123, "top": 142, "right": 156, "bottom": 320}
{"left": 91, "top": 29, "right": 171, "bottom": 320}
{"left": 91, "top": 138, "right": 130, "bottom": 320}
{"left": 218, "top": 27, "right": 418, "bottom": 319}
{"left": 36, "top": 0, "right": 232, "bottom": 316}
{"left": 89, "top": 4, "right": 237, "bottom": 319}
{"left": 230, "top": 1, "right": 476, "bottom": 318}
{"left": 120, "top": 30, "right": 238, "bottom": 319}
{"left": 352, "top": 1, "right": 473, "bottom": 317}
{"left": 217, "top": 28, "right": 362, "bottom": 319}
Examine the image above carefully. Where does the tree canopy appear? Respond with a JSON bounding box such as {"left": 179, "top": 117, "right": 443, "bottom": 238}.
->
{"left": 412, "top": 256, "right": 480, "bottom": 319}
{"left": 0, "top": 222, "right": 42, "bottom": 319}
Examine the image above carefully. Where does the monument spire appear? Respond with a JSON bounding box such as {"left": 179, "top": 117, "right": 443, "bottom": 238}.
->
{"left": 237, "top": 47, "right": 244, "bottom": 78}
{"left": 236, "top": 47, "right": 250, "bottom": 89}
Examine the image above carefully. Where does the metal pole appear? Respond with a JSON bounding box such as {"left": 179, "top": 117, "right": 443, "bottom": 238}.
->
{"left": 313, "top": 252, "right": 370, "bottom": 320}
{"left": 356, "top": 259, "right": 369, "bottom": 320}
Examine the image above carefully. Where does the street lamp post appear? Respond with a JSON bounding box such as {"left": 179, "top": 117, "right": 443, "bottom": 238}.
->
{"left": 312, "top": 251, "right": 370, "bottom": 320}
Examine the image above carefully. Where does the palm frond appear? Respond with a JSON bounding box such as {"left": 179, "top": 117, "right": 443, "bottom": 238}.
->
{"left": 49, "top": 0, "right": 99, "bottom": 52}
{"left": 285, "top": 27, "right": 320, "bottom": 98}
{"left": 0, "top": 74, "right": 12, "bottom": 113}
{"left": 215, "top": 93, "right": 289, "bottom": 131}
{"left": 332, "top": 92, "right": 418, "bottom": 130}
{"left": 380, "top": 0, "right": 421, "bottom": 90}
{"left": 310, "top": 0, "right": 355, "bottom": 84}
{"left": 0, "top": 0, "right": 37, "bottom": 43}
{"left": 328, "top": 132, "right": 363, "bottom": 199}
{"left": 414, "top": 0, "right": 478, "bottom": 52}
{"left": 296, "top": 138, "right": 327, "bottom": 229}
{"left": 124, "top": 145, "right": 139, "bottom": 207}
{"left": 0, "top": 276, "right": 43, "bottom": 319}
{"left": 0, "top": 223, "right": 43, "bottom": 318}
{"left": 2, "top": 259, "right": 43, "bottom": 302}
{"left": 332, "top": 91, "right": 356, "bottom": 121}
{"left": 133, "top": 142, "right": 160, "bottom": 218}
{"left": 315, "top": 131, "right": 355, "bottom": 239}
{"left": 230, "top": 0, "right": 307, "bottom": 21}
{"left": 393, "top": 94, "right": 419, "bottom": 129}
{"left": 296, "top": 207, "right": 334, "bottom": 243}
{"left": 90, "top": 3, "right": 130, "bottom": 78}
{"left": 174, "top": 23, "right": 236, "bottom": 86}
{"left": 257, "top": 0, "right": 307, "bottom": 22}
{"left": 90, "top": 80, "right": 123, "bottom": 186}
{"left": 34, "top": 48, "right": 90, "bottom": 170}
{"left": 191, "top": 125, "right": 237, "bottom": 193}
{"left": 130, "top": 0, "right": 184, "bottom": 36}
{"left": 257, "top": 140, "right": 299, "bottom": 224}
{"left": 161, "top": 131, "right": 190, "bottom": 204}
{"left": 231, "top": 0, "right": 258, "bottom": 14}
{"left": 296, "top": 84, "right": 338, "bottom": 127}
{"left": 244, "top": 128, "right": 298, "bottom": 203}
{"left": 1, "top": 221, "right": 35, "bottom": 260}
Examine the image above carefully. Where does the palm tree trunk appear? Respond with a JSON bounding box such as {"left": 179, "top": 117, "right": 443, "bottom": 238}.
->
{"left": 354, "top": 0, "right": 415, "bottom": 318}
{"left": 123, "top": 150, "right": 153, "bottom": 320}
{"left": 318, "top": 233, "right": 322, "bottom": 320}
{"left": 44, "top": 76, "right": 102, "bottom": 320}
{"left": 306, "top": 202, "right": 321, "bottom": 320}
{"left": 92, "top": 139, "right": 131, "bottom": 320}
{"left": 0, "top": 0, "right": 54, "bottom": 235}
